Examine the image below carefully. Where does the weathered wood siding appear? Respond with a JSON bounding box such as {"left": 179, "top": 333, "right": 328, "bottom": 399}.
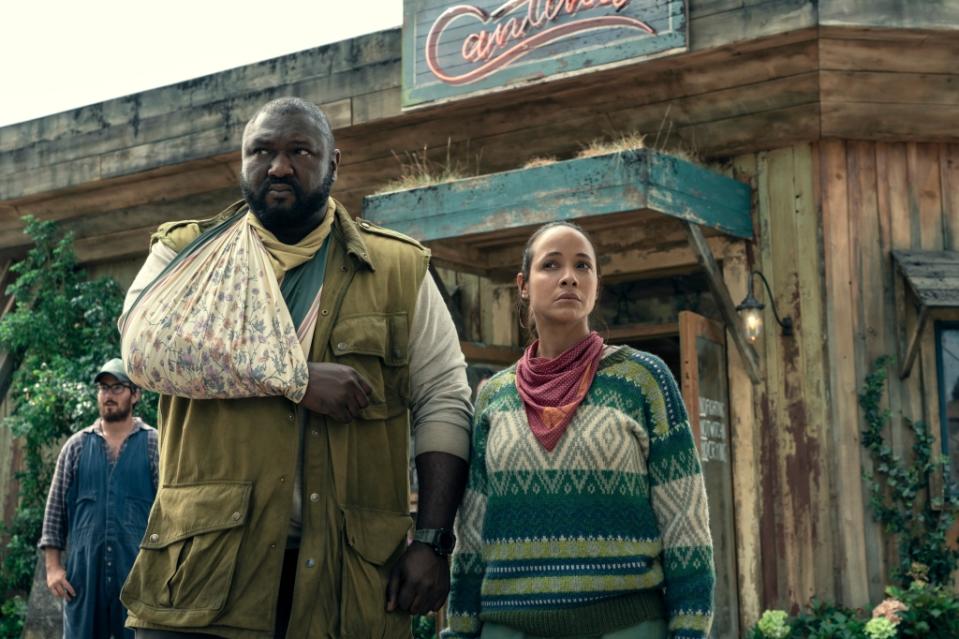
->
{"left": 0, "top": 397, "right": 20, "bottom": 528}
{"left": 3, "top": 4, "right": 956, "bottom": 267}
{"left": 724, "top": 141, "right": 959, "bottom": 613}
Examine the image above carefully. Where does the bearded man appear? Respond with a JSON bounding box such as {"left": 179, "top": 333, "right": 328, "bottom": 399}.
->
{"left": 119, "top": 97, "right": 471, "bottom": 638}
{"left": 39, "top": 358, "right": 159, "bottom": 639}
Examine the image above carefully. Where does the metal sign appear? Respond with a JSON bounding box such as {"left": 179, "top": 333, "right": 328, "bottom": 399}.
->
{"left": 403, "top": 0, "right": 688, "bottom": 107}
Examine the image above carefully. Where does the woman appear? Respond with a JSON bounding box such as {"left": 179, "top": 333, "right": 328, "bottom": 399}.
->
{"left": 444, "top": 222, "right": 714, "bottom": 639}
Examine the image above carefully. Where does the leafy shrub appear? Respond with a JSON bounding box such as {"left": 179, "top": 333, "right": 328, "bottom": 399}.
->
{"left": 788, "top": 600, "right": 867, "bottom": 639}
{"left": 888, "top": 579, "right": 959, "bottom": 639}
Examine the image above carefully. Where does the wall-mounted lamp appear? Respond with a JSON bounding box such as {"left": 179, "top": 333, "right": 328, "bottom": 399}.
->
{"left": 736, "top": 271, "right": 794, "bottom": 343}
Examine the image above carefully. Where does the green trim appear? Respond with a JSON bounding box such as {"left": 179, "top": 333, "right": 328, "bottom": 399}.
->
{"left": 362, "top": 150, "right": 752, "bottom": 242}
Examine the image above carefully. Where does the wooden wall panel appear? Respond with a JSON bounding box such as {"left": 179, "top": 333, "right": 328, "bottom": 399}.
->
{"left": 745, "top": 144, "right": 834, "bottom": 607}
{"left": 0, "top": 397, "right": 20, "bottom": 530}
{"left": 942, "top": 145, "right": 959, "bottom": 252}
{"left": 811, "top": 140, "right": 871, "bottom": 606}
{"left": 808, "top": 140, "right": 959, "bottom": 607}
{"left": 722, "top": 238, "right": 763, "bottom": 630}
{"left": 846, "top": 141, "right": 890, "bottom": 600}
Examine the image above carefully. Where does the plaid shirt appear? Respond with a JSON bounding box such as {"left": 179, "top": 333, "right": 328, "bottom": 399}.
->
{"left": 38, "top": 418, "right": 158, "bottom": 550}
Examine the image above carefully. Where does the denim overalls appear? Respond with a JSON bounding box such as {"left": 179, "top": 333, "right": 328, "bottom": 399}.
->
{"left": 64, "top": 427, "right": 155, "bottom": 638}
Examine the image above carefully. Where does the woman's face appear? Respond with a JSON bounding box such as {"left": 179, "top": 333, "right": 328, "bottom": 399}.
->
{"left": 518, "top": 226, "right": 599, "bottom": 332}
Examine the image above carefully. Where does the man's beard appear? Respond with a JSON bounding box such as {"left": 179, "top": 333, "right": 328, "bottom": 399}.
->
{"left": 241, "top": 171, "right": 334, "bottom": 230}
{"left": 100, "top": 404, "right": 132, "bottom": 423}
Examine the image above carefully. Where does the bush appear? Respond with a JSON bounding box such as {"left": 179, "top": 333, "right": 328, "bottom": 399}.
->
{"left": 788, "top": 601, "right": 867, "bottom": 639}
{"left": 750, "top": 582, "right": 959, "bottom": 639}
{"left": 888, "top": 579, "right": 959, "bottom": 639}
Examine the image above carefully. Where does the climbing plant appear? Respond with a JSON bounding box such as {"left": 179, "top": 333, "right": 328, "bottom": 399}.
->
{"left": 859, "top": 355, "right": 959, "bottom": 586}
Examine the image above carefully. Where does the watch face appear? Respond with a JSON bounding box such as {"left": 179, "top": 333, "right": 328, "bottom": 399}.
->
{"left": 438, "top": 530, "right": 456, "bottom": 549}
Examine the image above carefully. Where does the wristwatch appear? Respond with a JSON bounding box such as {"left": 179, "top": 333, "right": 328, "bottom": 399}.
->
{"left": 412, "top": 528, "right": 456, "bottom": 556}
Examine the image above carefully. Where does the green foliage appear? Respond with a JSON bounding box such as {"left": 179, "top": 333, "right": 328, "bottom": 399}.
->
{"left": 752, "top": 609, "right": 791, "bottom": 638}
{"left": 887, "top": 580, "right": 959, "bottom": 639}
{"left": 412, "top": 613, "right": 436, "bottom": 639}
{"left": 751, "top": 587, "right": 959, "bottom": 639}
{"left": 788, "top": 601, "right": 867, "bottom": 639}
{"left": 863, "top": 617, "right": 897, "bottom": 639}
{"left": 859, "top": 356, "right": 959, "bottom": 586}
{"left": 0, "top": 217, "right": 157, "bottom": 634}
{"left": 0, "top": 597, "right": 25, "bottom": 638}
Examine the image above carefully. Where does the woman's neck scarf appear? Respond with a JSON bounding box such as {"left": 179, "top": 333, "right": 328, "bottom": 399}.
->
{"left": 515, "top": 331, "right": 605, "bottom": 451}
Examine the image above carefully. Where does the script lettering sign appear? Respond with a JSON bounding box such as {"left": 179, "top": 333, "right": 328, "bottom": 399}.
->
{"left": 403, "top": 0, "right": 687, "bottom": 107}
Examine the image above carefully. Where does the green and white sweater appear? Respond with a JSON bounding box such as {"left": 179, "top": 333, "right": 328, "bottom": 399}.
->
{"left": 444, "top": 346, "right": 714, "bottom": 638}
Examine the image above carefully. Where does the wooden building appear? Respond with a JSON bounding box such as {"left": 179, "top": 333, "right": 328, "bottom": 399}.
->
{"left": 1, "top": 1, "right": 958, "bottom": 636}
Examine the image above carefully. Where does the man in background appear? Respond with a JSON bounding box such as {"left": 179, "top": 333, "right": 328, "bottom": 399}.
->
{"left": 39, "top": 358, "right": 158, "bottom": 638}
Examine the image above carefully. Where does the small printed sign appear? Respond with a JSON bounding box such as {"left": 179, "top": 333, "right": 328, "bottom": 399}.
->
{"left": 403, "top": 0, "right": 688, "bottom": 107}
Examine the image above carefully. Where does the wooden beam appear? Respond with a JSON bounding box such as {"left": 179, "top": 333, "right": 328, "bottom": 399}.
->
{"left": 684, "top": 221, "right": 762, "bottom": 384}
{"left": 603, "top": 321, "right": 679, "bottom": 343}
{"left": 899, "top": 305, "right": 928, "bottom": 379}
{"left": 459, "top": 341, "right": 523, "bottom": 366}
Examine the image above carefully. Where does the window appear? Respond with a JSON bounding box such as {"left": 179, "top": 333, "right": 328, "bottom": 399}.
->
{"left": 935, "top": 322, "right": 959, "bottom": 486}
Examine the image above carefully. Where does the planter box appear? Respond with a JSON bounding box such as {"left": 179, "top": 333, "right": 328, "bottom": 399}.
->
{"left": 362, "top": 149, "right": 752, "bottom": 245}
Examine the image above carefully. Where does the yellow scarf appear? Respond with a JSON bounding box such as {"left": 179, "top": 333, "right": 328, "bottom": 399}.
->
{"left": 246, "top": 199, "right": 336, "bottom": 280}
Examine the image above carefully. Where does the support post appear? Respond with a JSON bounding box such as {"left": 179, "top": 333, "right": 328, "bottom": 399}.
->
{"left": 683, "top": 222, "right": 762, "bottom": 384}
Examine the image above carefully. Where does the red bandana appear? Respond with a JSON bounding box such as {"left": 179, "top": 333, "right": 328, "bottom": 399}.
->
{"left": 515, "top": 331, "right": 605, "bottom": 451}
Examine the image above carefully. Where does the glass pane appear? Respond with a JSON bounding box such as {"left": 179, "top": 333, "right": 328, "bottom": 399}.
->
{"left": 938, "top": 325, "right": 959, "bottom": 484}
{"left": 695, "top": 334, "right": 740, "bottom": 639}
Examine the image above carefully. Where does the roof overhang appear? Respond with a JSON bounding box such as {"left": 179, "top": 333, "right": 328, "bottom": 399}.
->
{"left": 362, "top": 148, "right": 763, "bottom": 382}
{"left": 362, "top": 148, "right": 752, "bottom": 279}
{"left": 893, "top": 249, "right": 959, "bottom": 378}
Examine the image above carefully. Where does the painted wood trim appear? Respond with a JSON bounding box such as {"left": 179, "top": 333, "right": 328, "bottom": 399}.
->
{"left": 362, "top": 150, "right": 753, "bottom": 242}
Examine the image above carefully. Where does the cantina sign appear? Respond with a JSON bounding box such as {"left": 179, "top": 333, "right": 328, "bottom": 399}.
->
{"left": 403, "top": 0, "right": 687, "bottom": 106}
{"left": 427, "top": 0, "right": 653, "bottom": 85}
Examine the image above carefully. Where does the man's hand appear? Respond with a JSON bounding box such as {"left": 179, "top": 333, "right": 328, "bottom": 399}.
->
{"left": 299, "top": 362, "right": 372, "bottom": 422}
{"left": 46, "top": 563, "right": 75, "bottom": 601}
{"left": 385, "top": 542, "right": 450, "bottom": 615}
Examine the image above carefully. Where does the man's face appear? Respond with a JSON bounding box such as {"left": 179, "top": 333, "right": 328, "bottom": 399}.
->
{"left": 240, "top": 109, "right": 339, "bottom": 229}
{"left": 96, "top": 374, "right": 138, "bottom": 423}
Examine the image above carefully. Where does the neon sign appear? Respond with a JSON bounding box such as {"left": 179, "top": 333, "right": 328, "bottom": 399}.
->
{"left": 403, "top": 0, "right": 687, "bottom": 107}
{"left": 426, "top": 0, "right": 655, "bottom": 85}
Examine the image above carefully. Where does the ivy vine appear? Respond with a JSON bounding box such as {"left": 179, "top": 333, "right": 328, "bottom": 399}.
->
{"left": 859, "top": 356, "right": 959, "bottom": 586}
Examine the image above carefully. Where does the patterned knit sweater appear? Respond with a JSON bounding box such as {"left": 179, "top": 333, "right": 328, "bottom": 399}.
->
{"left": 444, "top": 346, "right": 714, "bottom": 638}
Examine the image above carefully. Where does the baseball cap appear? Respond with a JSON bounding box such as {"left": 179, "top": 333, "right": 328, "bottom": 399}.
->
{"left": 94, "top": 358, "right": 133, "bottom": 385}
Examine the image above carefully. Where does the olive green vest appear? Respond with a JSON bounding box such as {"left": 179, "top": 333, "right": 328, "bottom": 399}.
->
{"left": 121, "top": 202, "right": 428, "bottom": 638}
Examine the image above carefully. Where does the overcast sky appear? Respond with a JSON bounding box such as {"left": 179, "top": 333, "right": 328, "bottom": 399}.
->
{"left": 0, "top": 0, "right": 402, "bottom": 128}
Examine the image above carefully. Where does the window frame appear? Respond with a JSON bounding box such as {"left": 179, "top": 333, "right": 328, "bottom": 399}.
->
{"left": 934, "top": 320, "right": 959, "bottom": 491}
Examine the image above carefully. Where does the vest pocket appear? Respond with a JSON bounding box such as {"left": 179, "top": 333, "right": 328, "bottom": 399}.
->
{"left": 329, "top": 312, "right": 410, "bottom": 420}
{"left": 120, "top": 481, "right": 251, "bottom": 627}
{"left": 339, "top": 506, "right": 412, "bottom": 638}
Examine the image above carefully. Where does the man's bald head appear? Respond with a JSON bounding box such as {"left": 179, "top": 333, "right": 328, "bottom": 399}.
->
{"left": 243, "top": 97, "right": 335, "bottom": 155}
